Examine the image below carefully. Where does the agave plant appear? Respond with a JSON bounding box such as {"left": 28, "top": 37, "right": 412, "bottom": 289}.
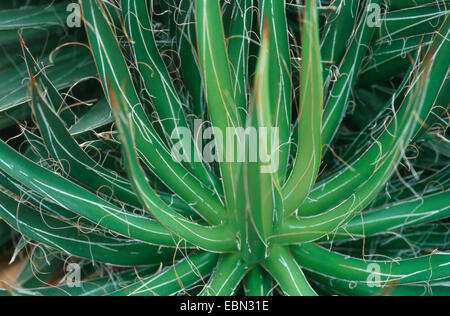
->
{"left": 0, "top": 0, "right": 448, "bottom": 296}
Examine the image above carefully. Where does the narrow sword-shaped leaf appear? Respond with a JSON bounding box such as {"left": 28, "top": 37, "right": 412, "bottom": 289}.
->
{"left": 331, "top": 190, "right": 450, "bottom": 241}
{"left": 69, "top": 98, "right": 113, "bottom": 136}
{"left": 10, "top": 265, "right": 161, "bottom": 296}
{"left": 28, "top": 62, "right": 142, "bottom": 209}
{"left": 15, "top": 247, "right": 62, "bottom": 289}
{"left": 0, "top": 3, "right": 67, "bottom": 30}
{"left": 0, "top": 190, "right": 176, "bottom": 266}
{"left": 81, "top": 0, "right": 227, "bottom": 224}
{"left": 262, "top": 246, "right": 317, "bottom": 296}
{"left": 228, "top": 0, "right": 253, "bottom": 123}
{"left": 292, "top": 243, "right": 450, "bottom": 287}
{"left": 244, "top": 265, "right": 272, "bottom": 296}
{"left": 237, "top": 21, "right": 283, "bottom": 263}
{"left": 298, "top": 19, "right": 449, "bottom": 217}
{"left": 330, "top": 223, "right": 449, "bottom": 259}
{"left": 122, "top": 0, "right": 219, "bottom": 191}
{"left": 175, "top": 0, "right": 205, "bottom": 118}
{"left": 321, "top": 0, "right": 360, "bottom": 83}
{"left": 375, "top": 4, "right": 449, "bottom": 42}
{"left": 20, "top": 35, "right": 77, "bottom": 125}
{"left": 0, "top": 140, "right": 182, "bottom": 248}
{"left": 0, "top": 48, "right": 96, "bottom": 115}
{"left": 321, "top": 0, "right": 380, "bottom": 149}
{"left": 260, "top": 0, "right": 292, "bottom": 181}
{"left": 199, "top": 253, "right": 248, "bottom": 296}
{"left": 282, "top": 0, "right": 323, "bottom": 215}
{"left": 271, "top": 24, "right": 449, "bottom": 245}
{"left": 108, "top": 77, "right": 237, "bottom": 252}
{"left": 359, "top": 34, "right": 434, "bottom": 86}
{"left": 109, "top": 252, "right": 218, "bottom": 296}
{"left": 196, "top": 0, "right": 241, "bottom": 213}
{"left": 385, "top": 0, "right": 442, "bottom": 10}
{"left": 307, "top": 271, "right": 450, "bottom": 296}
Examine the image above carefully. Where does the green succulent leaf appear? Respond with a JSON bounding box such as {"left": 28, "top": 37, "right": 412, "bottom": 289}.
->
{"left": 321, "top": 0, "right": 360, "bottom": 82}
{"left": 109, "top": 252, "right": 219, "bottom": 296}
{"left": 244, "top": 266, "right": 273, "bottom": 296}
{"left": 260, "top": 0, "right": 292, "bottom": 181}
{"left": 0, "top": 190, "right": 176, "bottom": 266}
{"left": 0, "top": 0, "right": 448, "bottom": 297}
{"left": 0, "top": 47, "right": 96, "bottom": 115}
{"left": 108, "top": 65, "right": 237, "bottom": 252}
{"left": 122, "top": 0, "right": 218, "bottom": 190}
{"left": 262, "top": 246, "right": 317, "bottom": 296}
{"left": 29, "top": 67, "right": 141, "bottom": 208}
{"left": 81, "top": 0, "right": 227, "bottom": 224}
{"left": 333, "top": 189, "right": 450, "bottom": 241}
{"left": 10, "top": 265, "right": 162, "bottom": 296}
{"left": 197, "top": 0, "right": 241, "bottom": 213}
{"left": 15, "top": 247, "right": 62, "bottom": 289}
{"left": 292, "top": 243, "right": 450, "bottom": 293}
{"left": 0, "top": 140, "right": 181, "bottom": 248}
{"left": 199, "top": 253, "right": 248, "bottom": 296}
{"left": 282, "top": 0, "right": 323, "bottom": 215}
{"left": 321, "top": 0, "right": 380, "bottom": 148}
{"left": 0, "top": 3, "right": 68, "bottom": 30}
{"left": 69, "top": 98, "right": 113, "bottom": 136}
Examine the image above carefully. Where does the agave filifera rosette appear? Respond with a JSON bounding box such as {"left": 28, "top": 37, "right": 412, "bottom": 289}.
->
{"left": 0, "top": 0, "right": 448, "bottom": 296}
